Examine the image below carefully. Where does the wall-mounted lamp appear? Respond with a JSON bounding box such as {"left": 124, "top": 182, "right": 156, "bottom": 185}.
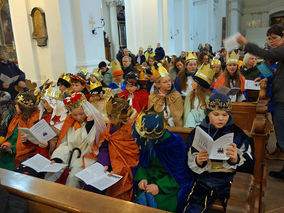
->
{"left": 170, "top": 29, "right": 179, "bottom": 39}
{"left": 89, "top": 16, "right": 105, "bottom": 35}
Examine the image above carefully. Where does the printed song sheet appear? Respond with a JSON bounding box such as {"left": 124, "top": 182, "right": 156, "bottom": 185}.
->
{"left": 245, "top": 80, "right": 260, "bottom": 90}
{"left": 19, "top": 119, "right": 56, "bottom": 144}
{"left": 22, "top": 154, "right": 67, "bottom": 173}
{"left": 0, "top": 73, "right": 19, "bottom": 84}
{"left": 192, "top": 126, "right": 234, "bottom": 160}
{"left": 75, "top": 163, "right": 123, "bottom": 191}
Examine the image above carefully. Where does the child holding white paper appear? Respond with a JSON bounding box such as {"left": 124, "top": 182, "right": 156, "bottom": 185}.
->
{"left": 47, "top": 92, "right": 105, "bottom": 188}
{"left": 183, "top": 92, "right": 254, "bottom": 213}
{"left": 0, "top": 92, "right": 49, "bottom": 173}
{"left": 39, "top": 86, "right": 67, "bottom": 157}
{"left": 83, "top": 97, "right": 139, "bottom": 201}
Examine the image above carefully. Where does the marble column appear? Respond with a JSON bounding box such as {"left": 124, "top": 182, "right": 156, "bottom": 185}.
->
{"left": 228, "top": 0, "right": 242, "bottom": 35}
{"left": 106, "top": 0, "right": 121, "bottom": 60}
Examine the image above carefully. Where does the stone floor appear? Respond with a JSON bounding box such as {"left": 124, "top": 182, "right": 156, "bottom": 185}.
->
{"left": 264, "top": 127, "right": 284, "bottom": 213}
{"left": 264, "top": 159, "right": 284, "bottom": 213}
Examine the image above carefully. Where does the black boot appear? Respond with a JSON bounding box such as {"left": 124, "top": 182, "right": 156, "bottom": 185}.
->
{"left": 269, "top": 165, "right": 284, "bottom": 180}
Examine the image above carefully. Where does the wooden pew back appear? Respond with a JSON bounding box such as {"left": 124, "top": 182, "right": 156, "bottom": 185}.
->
{"left": 0, "top": 168, "right": 168, "bottom": 213}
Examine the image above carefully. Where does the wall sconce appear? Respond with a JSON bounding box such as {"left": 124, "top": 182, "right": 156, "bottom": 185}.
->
{"left": 89, "top": 16, "right": 105, "bottom": 35}
{"left": 170, "top": 29, "right": 179, "bottom": 39}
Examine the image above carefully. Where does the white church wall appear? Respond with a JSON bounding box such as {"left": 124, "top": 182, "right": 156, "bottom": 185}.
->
{"left": 9, "top": 0, "right": 67, "bottom": 84}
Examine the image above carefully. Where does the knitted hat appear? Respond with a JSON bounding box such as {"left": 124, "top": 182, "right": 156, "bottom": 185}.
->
{"left": 125, "top": 71, "right": 139, "bottom": 86}
{"left": 70, "top": 74, "right": 87, "bottom": 85}
{"left": 110, "top": 60, "right": 124, "bottom": 77}
{"left": 206, "top": 92, "right": 232, "bottom": 115}
{"left": 63, "top": 92, "right": 87, "bottom": 111}
{"left": 193, "top": 63, "right": 214, "bottom": 89}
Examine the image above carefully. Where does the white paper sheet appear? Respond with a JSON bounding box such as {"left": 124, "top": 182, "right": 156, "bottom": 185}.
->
{"left": 0, "top": 73, "right": 19, "bottom": 84}
{"left": 75, "top": 162, "right": 123, "bottom": 191}
{"left": 19, "top": 119, "right": 56, "bottom": 144}
{"left": 223, "top": 32, "right": 241, "bottom": 52}
{"left": 21, "top": 154, "right": 67, "bottom": 173}
{"left": 192, "top": 126, "right": 234, "bottom": 160}
{"left": 245, "top": 80, "right": 260, "bottom": 90}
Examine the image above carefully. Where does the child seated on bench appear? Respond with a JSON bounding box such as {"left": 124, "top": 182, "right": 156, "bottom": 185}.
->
{"left": 183, "top": 92, "right": 254, "bottom": 213}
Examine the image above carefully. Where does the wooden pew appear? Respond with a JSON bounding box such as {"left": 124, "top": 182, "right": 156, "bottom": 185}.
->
{"left": 0, "top": 168, "right": 169, "bottom": 213}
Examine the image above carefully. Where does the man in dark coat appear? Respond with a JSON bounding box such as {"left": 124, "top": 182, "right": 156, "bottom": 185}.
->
{"left": 0, "top": 46, "right": 26, "bottom": 99}
{"left": 155, "top": 43, "right": 165, "bottom": 61}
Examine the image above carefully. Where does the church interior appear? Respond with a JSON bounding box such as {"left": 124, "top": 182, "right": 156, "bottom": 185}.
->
{"left": 0, "top": 0, "right": 284, "bottom": 212}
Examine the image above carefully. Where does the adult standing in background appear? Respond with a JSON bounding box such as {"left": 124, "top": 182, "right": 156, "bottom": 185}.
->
{"left": 237, "top": 23, "right": 284, "bottom": 179}
{"left": 155, "top": 43, "right": 165, "bottom": 61}
{"left": 0, "top": 46, "right": 26, "bottom": 99}
{"left": 136, "top": 47, "right": 146, "bottom": 65}
{"left": 145, "top": 45, "right": 155, "bottom": 62}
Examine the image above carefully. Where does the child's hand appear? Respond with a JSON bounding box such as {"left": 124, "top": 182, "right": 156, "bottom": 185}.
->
{"left": 2, "top": 83, "right": 10, "bottom": 89}
{"left": 236, "top": 34, "right": 248, "bottom": 45}
{"left": 196, "top": 150, "right": 209, "bottom": 166}
{"left": 18, "top": 81, "right": 26, "bottom": 88}
{"left": 226, "top": 143, "right": 238, "bottom": 163}
{"left": 20, "top": 134, "right": 27, "bottom": 143}
{"left": 38, "top": 141, "right": 48, "bottom": 148}
{"left": 50, "top": 160, "right": 55, "bottom": 165}
{"left": 138, "top": 179, "right": 148, "bottom": 191}
{"left": 145, "top": 184, "right": 159, "bottom": 196}
{"left": 104, "top": 166, "right": 108, "bottom": 173}
{"left": 87, "top": 115, "right": 94, "bottom": 121}
{"left": 107, "top": 170, "right": 114, "bottom": 176}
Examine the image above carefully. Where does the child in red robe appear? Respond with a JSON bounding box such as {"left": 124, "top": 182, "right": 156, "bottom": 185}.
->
{"left": 118, "top": 71, "right": 149, "bottom": 113}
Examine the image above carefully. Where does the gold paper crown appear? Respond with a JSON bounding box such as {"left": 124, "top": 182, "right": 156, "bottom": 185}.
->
{"left": 90, "top": 68, "right": 102, "bottom": 81}
{"left": 226, "top": 51, "right": 239, "bottom": 65}
{"left": 155, "top": 63, "right": 168, "bottom": 82}
{"left": 207, "top": 99, "right": 232, "bottom": 112}
{"left": 135, "top": 108, "right": 167, "bottom": 140}
{"left": 186, "top": 51, "right": 197, "bottom": 61}
{"left": 110, "top": 60, "right": 123, "bottom": 73}
{"left": 78, "top": 67, "right": 88, "bottom": 77}
{"left": 15, "top": 92, "right": 37, "bottom": 108}
{"left": 139, "top": 47, "right": 143, "bottom": 51}
{"left": 58, "top": 73, "right": 72, "bottom": 84}
{"left": 89, "top": 80, "right": 102, "bottom": 91}
{"left": 42, "top": 86, "right": 64, "bottom": 101}
{"left": 211, "top": 58, "right": 221, "bottom": 66}
{"left": 106, "top": 96, "right": 132, "bottom": 120}
{"left": 194, "top": 63, "right": 215, "bottom": 86}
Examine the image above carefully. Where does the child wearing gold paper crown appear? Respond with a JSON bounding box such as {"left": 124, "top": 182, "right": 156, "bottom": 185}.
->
{"left": 211, "top": 58, "right": 223, "bottom": 88}
{"left": 84, "top": 97, "right": 139, "bottom": 201}
{"left": 89, "top": 80, "right": 112, "bottom": 123}
{"left": 0, "top": 92, "right": 49, "bottom": 173}
{"left": 57, "top": 73, "right": 72, "bottom": 98}
{"left": 46, "top": 92, "right": 105, "bottom": 188}
{"left": 39, "top": 86, "right": 67, "bottom": 157}
{"left": 183, "top": 64, "right": 213, "bottom": 128}
{"left": 214, "top": 51, "right": 246, "bottom": 102}
{"left": 183, "top": 92, "right": 254, "bottom": 213}
{"left": 175, "top": 52, "right": 198, "bottom": 97}
{"left": 148, "top": 63, "right": 183, "bottom": 126}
